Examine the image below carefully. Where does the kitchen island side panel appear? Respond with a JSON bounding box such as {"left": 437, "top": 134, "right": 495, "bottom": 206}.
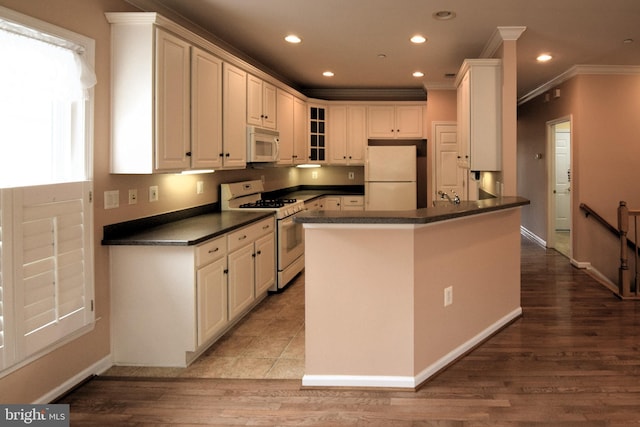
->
{"left": 304, "top": 226, "right": 416, "bottom": 377}
{"left": 413, "top": 208, "right": 522, "bottom": 376}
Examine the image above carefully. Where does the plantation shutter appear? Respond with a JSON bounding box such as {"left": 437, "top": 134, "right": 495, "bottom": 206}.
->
{"left": 11, "top": 181, "right": 94, "bottom": 358}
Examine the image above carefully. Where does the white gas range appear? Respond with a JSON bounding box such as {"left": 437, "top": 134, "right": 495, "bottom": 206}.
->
{"left": 221, "top": 180, "right": 305, "bottom": 292}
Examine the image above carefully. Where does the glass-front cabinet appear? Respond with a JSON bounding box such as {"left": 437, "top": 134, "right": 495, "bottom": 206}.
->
{"left": 309, "top": 105, "right": 326, "bottom": 162}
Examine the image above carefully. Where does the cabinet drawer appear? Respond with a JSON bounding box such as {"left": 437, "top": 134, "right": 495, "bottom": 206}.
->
{"left": 227, "top": 217, "right": 275, "bottom": 252}
{"left": 195, "top": 236, "right": 227, "bottom": 268}
{"left": 342, "top": 196, "right": 363, "bottom": 207}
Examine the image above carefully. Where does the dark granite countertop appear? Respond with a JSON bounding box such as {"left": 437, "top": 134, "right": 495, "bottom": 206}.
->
{"left": 102, "top": 210, "right": 274, "bottom": 246}
{"left": 263, "top": 185, "right": 364, "bottom": 203}
{"left": 294, "top": 196, "right": 530, "bottom": 225}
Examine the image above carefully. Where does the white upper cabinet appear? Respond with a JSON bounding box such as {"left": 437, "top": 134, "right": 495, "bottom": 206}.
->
{"left": 328, "top": 105, "right": 366, "bottom": 165}
{"left": 222, "top": 63, "right": 248, "bottom": 169}
{"left": 155, "top": 29, "right": 191, "bottom": 171}
{"left": 276, "top": 90, "right": 307, "bottom": 165}
{"left": 107, "top": 14, "right": 232, "bottom": 173}
{"left": 367, "top": 104, "right": 424, "bottom": 139}
{"left": 456, "top": 59, "right": 501, "bottom": 171}
{"left": 247, "top": 74, "right": 277, "bottom": 129}
{"left": 191, "top": 47, "right": 223, "bottom": 169}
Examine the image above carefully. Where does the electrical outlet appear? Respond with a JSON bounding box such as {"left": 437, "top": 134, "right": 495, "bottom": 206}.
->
{"left": 348, "top": 172, "right": 355, "bottom": 180}
{"left": 149, "top": 185, "right": 159, "bottom": 202}
{"left": 104, "top": 190, "right": 119, "bottom": 209}
{"left": 444, "top": 286, "right": 453, "bottom": 307}
{"left": 196, "top": 181, "right": 204, "bottom": 194}
{"left": 128, "top": 189, "right": 137, "bottom": 205}
{"left": 312, "top": 171, "right": 318, "bottom": 179}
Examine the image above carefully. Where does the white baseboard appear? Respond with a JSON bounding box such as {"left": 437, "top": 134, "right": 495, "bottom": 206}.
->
{"left": 35, "top": 354, "right": 112, "bottom": 404}
{"left": 302, "top": 307, "right": 522, "bottom": 389}
{"left": 520, "top": 226, "right": 546, "bottom": 247}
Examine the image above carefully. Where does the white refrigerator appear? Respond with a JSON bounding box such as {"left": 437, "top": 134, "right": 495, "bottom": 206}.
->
{"left": 365, "top": 145, "right": 417, "bottom": 210}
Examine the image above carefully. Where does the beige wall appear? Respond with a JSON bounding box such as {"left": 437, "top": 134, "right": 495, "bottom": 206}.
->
{"left": 518, "top": 73, "right": 640, "bottom": 282}
{"left": 0, "top": 0, "right": 459, "bottom": 402}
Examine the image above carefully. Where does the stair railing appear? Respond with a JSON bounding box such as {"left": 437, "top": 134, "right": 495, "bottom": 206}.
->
{"left": 618, "top": 201, "right": 640, "bottom": 298}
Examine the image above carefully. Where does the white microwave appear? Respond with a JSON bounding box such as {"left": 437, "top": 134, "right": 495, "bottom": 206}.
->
{"left": 247, "top": 126, "right": 280, "bottom": 162}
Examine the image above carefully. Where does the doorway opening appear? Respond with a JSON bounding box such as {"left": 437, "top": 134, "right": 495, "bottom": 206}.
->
{"left": 547, "top": 117, "right": 572, "bottom": 258}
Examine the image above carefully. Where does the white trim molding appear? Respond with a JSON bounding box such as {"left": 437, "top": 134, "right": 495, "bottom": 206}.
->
{"left": 481, "top": 26, "right": 527, "bottom": 58}
{"left": 302, "top": 307, "right": 522, "bottom": 389}
{"left": 519, "top": 65, "right": 640, "bottom": 105}
{"left": 520, "top": 226, "right": 546, "bottom": 248}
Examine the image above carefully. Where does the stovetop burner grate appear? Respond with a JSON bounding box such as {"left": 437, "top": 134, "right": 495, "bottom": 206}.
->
{"left": 239, "top": 198, "right": 297, "bottom": 209}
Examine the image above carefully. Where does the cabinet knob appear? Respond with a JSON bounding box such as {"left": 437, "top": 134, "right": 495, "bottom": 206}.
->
{"left": 396, "top": 129, "right": 400, "bottom": 132}
{"left": 185, "top": 151, "right": 192, "bottom": 157}
{"left": 226, "top": 153, "right": 230, "bottom": 157}
{"left": 219, "top": 153, "right": 224, "bottom": 157}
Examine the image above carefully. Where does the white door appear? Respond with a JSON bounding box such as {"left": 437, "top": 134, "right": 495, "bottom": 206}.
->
{"left": 554, "top": 128, "right": 571, "bottom": 230}
{"left": 434, "top": 123, "right": 463, "bottom": 199}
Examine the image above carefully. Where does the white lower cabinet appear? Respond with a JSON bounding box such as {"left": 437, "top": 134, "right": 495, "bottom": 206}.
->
{"left": 196, "top": 236, "right": 228, "bottom": 346}
{"left": 314, "top": 196, "right": 364, "bottom": 211}
{"left": 110, "top": 216, "right": 275, "bottom": 367}
{"left": 227, "top": 218, "right": 275, "bottom": 321}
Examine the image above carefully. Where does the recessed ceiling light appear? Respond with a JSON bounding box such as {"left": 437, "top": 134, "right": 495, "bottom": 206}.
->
{"left": 284, "top": 34, "right": 301, "bottom": 44}
{"left": 322, "top": 71, "right": 334, "bottom": 77}
{"left": 413, "top": 71, "right": 424, "bottom": 78}
{"left": 377, "top": 53, "right": 387, "bottom": 59}
{"left": 536, "top": 54, "right": 552, "bottom": 62}
{"left": 433, "top": 10, "right": 456, "bottom": 20}
{"left": 410, "top": 35, "right": 427, "bottom": 44}
{"left": 623, "top": 38, "right": 634, "bottom": 44}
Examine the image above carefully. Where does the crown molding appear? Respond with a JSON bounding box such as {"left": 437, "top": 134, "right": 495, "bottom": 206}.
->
{"left": 518, "top": 65, "right": 640, "bottom": 105}
{"left": 301, "top": 87, "right": 427, "bottom": 101}
{"left": 480, "top": 26, "right": 527, "bottom": 58}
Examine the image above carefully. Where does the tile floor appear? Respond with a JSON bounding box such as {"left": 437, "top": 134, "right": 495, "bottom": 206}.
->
{"left": 104, "top": 272, "right": 306, "bottom": 380}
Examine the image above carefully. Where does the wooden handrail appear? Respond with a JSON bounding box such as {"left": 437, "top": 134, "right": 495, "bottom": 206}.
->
{"left": 618, "top": 201, "right": 640, "bottom": 299}
{"left": 580, "top": 203, "right": 638, "bottom": 254}
{"left": 580, "top": 203, "right": 618, "bottom": 236}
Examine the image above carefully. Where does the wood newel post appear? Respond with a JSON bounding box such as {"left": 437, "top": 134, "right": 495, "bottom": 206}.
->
{"left": 618, "top": 201, "right": 630, "bottom": 297}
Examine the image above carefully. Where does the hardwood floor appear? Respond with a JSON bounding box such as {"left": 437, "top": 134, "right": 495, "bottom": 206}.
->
{"left": 58, "top": 236, "right": 640, "bottom": 426}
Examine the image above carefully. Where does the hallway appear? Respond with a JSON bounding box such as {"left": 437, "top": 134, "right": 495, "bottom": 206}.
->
{"left": 61, "top": 236, "right": 640, "bottom": 425}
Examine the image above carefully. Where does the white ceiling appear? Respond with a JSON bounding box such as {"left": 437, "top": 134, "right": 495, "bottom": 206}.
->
{"left": 128, "top": 0, "right": 640, "bottom": 100}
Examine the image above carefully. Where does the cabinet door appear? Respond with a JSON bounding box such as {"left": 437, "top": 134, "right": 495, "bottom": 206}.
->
{"left": 328, "top": 105, "right": 348, "bottom": 164}
{"left": 155, "top": 28, "right": 191, "bottom": 171}
{"left": 322, "top": 197, "right": 341, "bottom": 210}
{"left": 191, "top": 47, "right": 222, "bottom": 169}
{"left": 255, "top": 233, "right": 275, "bottom": 295}
{"left": 367, "top": 106, "right": 395, "bottom": 138}
{"left": 309, "top": 106, "right": 327, "bottom": 162}
{"left": 395, "top": 105, "right": 423, "bottom": 138}
{"left": 246, "top": 74, "right": 263, "bottom": 126}
{"left": 347, "top": 106, "right": 367, "bottom": 164}
{"left": 457, "top": 71, "right": 470, "bottom": 167}
{"left": 222, "top": 63, "right": 247, "bottom": 169}
{"left": 196, "top": 257, "right": 228, "bottom": 346}
{"left": 227, "top": 244, "right": 255, "bottom": 321}
{"left": 276, "top": 90, "right": 294, "bottom": 165}
{"left": 262, "top": 81, "right": 277, "bottom": 129}
{"left": 293, "top": 97, "right": 307, "bottom": 164}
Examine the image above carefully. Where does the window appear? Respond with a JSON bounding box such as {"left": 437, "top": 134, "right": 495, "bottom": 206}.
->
{"left": 0, "top": 6, "right": 95, "bottom": 373}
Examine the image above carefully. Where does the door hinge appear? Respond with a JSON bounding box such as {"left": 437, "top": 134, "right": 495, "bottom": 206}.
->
{"left": 89, "top": 191, "right": 93, "bottom": 203}
{"left": 91, "top": 299, "right": 94, "bottom": 311}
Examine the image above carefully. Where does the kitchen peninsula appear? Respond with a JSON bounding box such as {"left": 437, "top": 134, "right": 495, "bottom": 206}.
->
{"left": 295, "top": 197, "right": 529, "bottom": 389}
